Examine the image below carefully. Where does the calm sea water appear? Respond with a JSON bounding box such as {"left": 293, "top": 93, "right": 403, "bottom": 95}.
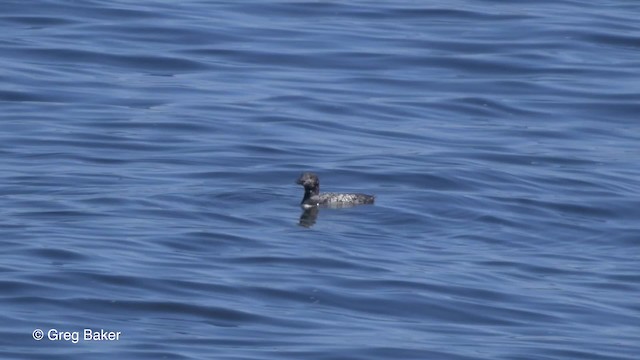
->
{"left": 1, "top": 1, "right": 639, "bottom": 359}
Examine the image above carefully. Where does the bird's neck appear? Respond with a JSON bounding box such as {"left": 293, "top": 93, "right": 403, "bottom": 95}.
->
{"left": 302, "top": 185, "right": 319, "bottom": 203}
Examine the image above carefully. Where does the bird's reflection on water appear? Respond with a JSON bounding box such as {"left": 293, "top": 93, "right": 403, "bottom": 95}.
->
{"left": 298, "top": 203, "right": 364, "bottom": 228}
{"left": 298, "top": 207, "right": 319, "bottom": 228}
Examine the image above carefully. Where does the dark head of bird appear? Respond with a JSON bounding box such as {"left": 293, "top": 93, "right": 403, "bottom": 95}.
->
{"left": 296, "top": 172, "right": 320, "bottom": 193}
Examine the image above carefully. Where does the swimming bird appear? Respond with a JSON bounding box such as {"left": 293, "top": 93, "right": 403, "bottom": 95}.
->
{"left": 296, "top": 172, "right": 375, "bottom": 208}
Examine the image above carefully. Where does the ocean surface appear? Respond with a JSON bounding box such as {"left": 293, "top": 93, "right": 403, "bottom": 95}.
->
{"left": 1, "top": 1, "right": 639, "bottom": 359}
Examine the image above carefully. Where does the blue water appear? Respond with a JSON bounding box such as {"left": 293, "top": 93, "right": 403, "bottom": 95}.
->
{"left": 2, "top": 1, "right": 639, "bottom": 359}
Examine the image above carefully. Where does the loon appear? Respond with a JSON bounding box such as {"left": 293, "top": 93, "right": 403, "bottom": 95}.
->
{"left": 296, "top": 172, "right": 375, "bottom": 208}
